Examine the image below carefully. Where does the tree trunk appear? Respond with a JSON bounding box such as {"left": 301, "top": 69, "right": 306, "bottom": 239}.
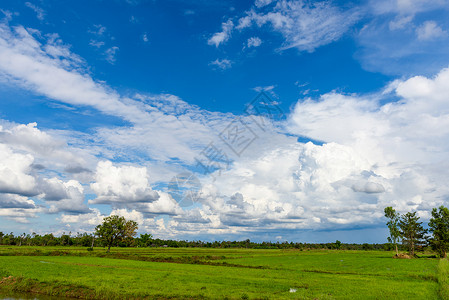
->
{"left": 107, "top": 245, "right": 111, "bottom": 253}
{"left": 395, "top": 244, "right": 398, "bottom": 256}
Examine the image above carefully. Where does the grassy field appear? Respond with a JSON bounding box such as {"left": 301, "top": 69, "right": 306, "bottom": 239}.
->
{"left": 0, "top": 246, "right": 446, "bottom": 299}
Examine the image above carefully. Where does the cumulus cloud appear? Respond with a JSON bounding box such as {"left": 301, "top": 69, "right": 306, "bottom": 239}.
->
{"left": 0, "top": 122, "right": 93, "bottom": 178}
{"left": 207, "top": 19, "right": 234, "bottom": 47}
{"left": 90, "top": 161, "right": 159, "bottom": 204}
{"left": 2, "top": 13, "right": 449, "bottom": 240}
{"left": 0, "top": 143, "right": 37, "bottom": 196}
{"left": 0, "top": 194, "right": 42, "bottom": 223}
{"left": 41, "top": 178, "right": 89, "bottom": 214}
{"left": 0, "top": 193, "right": 36, "bottom": 209}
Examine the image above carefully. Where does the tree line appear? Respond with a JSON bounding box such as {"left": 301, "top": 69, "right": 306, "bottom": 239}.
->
{"left": 2, "top": 206, "right": 449, "bottom": 256}
{"left": 0, "top": 229, "right": 398, "bottom": 251}
{"left": 384, "top": 205, "right": 449, "bottom": 258}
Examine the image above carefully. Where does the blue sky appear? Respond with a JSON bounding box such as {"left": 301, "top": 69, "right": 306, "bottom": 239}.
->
{"left": 1, "top": 0, "right": 449, "bottom": 243}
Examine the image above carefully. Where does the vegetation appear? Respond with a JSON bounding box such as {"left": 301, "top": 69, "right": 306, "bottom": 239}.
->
{"left": 384, "top": 206, "right": 401, "bottom": 255}
{"left": 0, "top": 247, "right": 442, "bottom": 299}
{"left": 429, "top": 206, "right": 449, "bottom": 258}
{"left": 2, "top": 210, "right": 449, "bottom": 299}
{"left": 95, "top": 215, "right": 138, "bottom": 252}
{"left": 399, "top": 211, "right": 427, "bottom": 257}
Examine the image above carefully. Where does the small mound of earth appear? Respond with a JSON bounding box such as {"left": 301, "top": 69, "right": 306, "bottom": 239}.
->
{"left": 393, "top": 253, "right": 411, "bottom": 259}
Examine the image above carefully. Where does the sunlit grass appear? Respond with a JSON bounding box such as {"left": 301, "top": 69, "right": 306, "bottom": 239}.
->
{"left": 0, "top": 246, "right": 441, "bottom": 299}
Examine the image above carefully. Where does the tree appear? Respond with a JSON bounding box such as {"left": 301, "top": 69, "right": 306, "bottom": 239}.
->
{"left": 399, "top": 211, "right": 427, "bottom": 257}
{"left": 335, "top": 240, "right": 342, "bottom": 250}
{"left": 428, "top": 205, "right": 449, "bottom": 258}
{"left": 384, "top": 207, "right": 401, "bottom": 255}
{"left": 95, "top": 215, "right": 138, "bottom": 252}
{"left": 136, "top": 233, "right": 153, "bottom": 247}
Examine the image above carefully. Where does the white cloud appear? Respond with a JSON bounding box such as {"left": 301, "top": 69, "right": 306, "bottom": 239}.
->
{"left": 369, "top": 0, "right": 449, "bottom": 16}
{"left": 104, "top": 46, "right": 119, "bottom": 64}
{"left": 59, "top": 208, "right": 104, "bottom": 229}
{"left": 356, "top": 1, "right": 449, "bottom": 75}
{"left": 389, "top": 15, "right": 414, "bottom": 30}
{"left": 142, "top": 33, "right": 149, "bottom": 42}
{"left": 0, "top": 143, "right": 37, "bottom": 196}
{"left": 2, "top": 15, "right": 449, "bottom": 239}
{"left": 209, "top": 58, "right": 232, "bottom": 70}
{"left": 0, "top": 23, "right": 148, "bottom": 123}
{"left": 89, "top": 24, "right": 107, "bottom": 36}
{"left": 236, "top": 1, "right": 361, "bottom": 52}
{"left": 89, "top": 161, "right": 159, "bottom": 204}
{"left": 41, "top": 178, "right": 88, "bottom": 214}
{"left": 247, "top": 36, "right": 262, "bottom": 48}
{"left": 416, "top": 21, "right": 447, "bottom": 40}
{"left": 207, "top": 19, "right": 234, "bottom": 47}
{"left": 255, "top": 0, "right": 275, "bottom": 8}
{"left": 89, "top": 40, "right": 104, "bottom": 48}
{"left": 0, "top": 122, "right": 93, "bottom": 177}
{"left": 25, "top": 2, "right": 45, "bottom": 21}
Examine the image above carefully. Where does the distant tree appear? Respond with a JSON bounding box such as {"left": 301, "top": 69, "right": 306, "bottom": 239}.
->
{"left": 95, "top": 215, "right": 138, "bottom": 252}
{"left": 136, "top": 233, "right": 153, "bottom": 247}
{"left": 384, "top": 207, "right": 401, "bottom": 255}
{"left": 428, "top": 206, "right": 449, "bottom": 258}
{"left": 335, "top": 240, "right": 342, "bottom": 250}
{"left": 399, "top": 211, "right": 427, "bottom": 257}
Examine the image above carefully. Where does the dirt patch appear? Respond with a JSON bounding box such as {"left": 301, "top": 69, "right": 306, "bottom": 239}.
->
{"left": 0, "top": 276, "right": 17, "bottom": 285}
{"left": 393, "top": 253, "right": 412, "bottom": 259}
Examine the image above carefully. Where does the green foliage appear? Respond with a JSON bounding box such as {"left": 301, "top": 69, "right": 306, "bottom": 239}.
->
{"left": 135, "top": 233, "right": 153, "bottom": 247}
{"left": 95, "top": 215, "right": 138, "bottom": 252}
{"left": 429, "top": 206, "right": 449, "bottom": 258}
{"left": 384, "top": 206, "right": 401, "bottom": 255}
{"left": 399, "top": 211, "right": 427, "bottom": 257}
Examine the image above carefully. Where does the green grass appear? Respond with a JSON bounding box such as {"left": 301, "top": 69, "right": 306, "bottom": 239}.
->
{"left": 438, "top": 258, "right": 449, "bottom": 299}
{"left": 0, "top": 246, "right": 442, "bottom": 299}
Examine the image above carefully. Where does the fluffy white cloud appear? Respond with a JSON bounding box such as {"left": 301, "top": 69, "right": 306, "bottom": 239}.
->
{"left": 0, "top": 143, "right": 36, "bottom": 196}
{"left": 90, "top": 161, "right": 159, "bottom": 204}
{"left": 0, "top": 193, "right": 42, "bottom": 223}
{"left": 42, "top": 178, "right": 88, "bottom": 214}
{"left": 207, "top": 19, "right": 234, "bottom": 47}
{"left": 416, "top": 21, "right": 447, "bottom": 40}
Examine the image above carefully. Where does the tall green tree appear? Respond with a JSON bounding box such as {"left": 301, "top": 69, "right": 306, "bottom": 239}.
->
{"left": 95, "top": 215, "right": 138, "bottom": 252}
{"left": 428, "top": 205, "right": 449, "bottom": 258}
{"left": 384, "top": 207, "right": 401, "bottom": 255}
{"left": 399, "top": 211, "right": 427, "bottom": 257}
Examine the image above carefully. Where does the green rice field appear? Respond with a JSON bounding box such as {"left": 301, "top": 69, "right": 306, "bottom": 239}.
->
{"left": 0, "top": 246, "right": 446, "bottom": 299}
